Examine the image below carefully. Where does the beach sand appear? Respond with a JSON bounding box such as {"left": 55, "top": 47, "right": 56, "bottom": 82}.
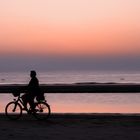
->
{"left": 0, "top": 113, "right": 140, "bottom": 140}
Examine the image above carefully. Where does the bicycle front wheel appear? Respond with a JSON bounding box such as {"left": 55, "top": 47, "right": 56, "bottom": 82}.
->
{"left": 34, "top": 102, "right": 51, "bottom": 120}
{"left": 5, "top": 102, "right": 22, "bottom": 120}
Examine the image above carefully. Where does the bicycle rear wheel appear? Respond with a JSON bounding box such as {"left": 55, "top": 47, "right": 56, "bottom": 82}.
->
{"left": 34, "top": 102, "right": 51, "bottom": 120}
{"left": 5, "top": 102, "right": 22, "bottom": 120}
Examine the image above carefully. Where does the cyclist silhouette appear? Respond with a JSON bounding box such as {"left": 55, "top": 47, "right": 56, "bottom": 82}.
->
{"left": 22, "top": 70, "right": 40, "bottom": 111}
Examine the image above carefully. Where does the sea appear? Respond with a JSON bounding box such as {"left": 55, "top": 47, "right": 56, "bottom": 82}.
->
{"left": 0, "top": 70, "right": 140, "bottom": 113}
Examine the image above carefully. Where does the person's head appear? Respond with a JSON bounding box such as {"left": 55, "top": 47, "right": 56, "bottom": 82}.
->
{"left": 30, "top": 70, "right": 36, "bottom": 78}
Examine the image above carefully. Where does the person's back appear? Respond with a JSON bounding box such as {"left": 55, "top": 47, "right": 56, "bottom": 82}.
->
{"left": 28, "top": 74, "right": 40, "bottom": 96}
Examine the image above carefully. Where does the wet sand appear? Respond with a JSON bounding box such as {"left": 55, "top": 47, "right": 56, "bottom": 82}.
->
{"left": 0, "top": 113, "right": 140, "bottom": 140}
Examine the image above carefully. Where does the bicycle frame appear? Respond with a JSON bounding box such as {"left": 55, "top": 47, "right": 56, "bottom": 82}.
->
{"left": 13, "top": 95, "right": 29, "bottom": 112}
{"left": 13, "top": 94, "right": 47, "bottom": 112}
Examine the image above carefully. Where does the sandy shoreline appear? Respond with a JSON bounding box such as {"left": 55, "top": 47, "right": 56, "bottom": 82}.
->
{"left": 0, "top": 113, "right": 140, "bottom": 140}
{"left": 1, "top": 83, "right": 140, "bottom": 93}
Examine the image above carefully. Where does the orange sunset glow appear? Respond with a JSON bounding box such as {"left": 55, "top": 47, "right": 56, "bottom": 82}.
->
{"left": 0, "top": 0, "right": 140, "bottom": 56}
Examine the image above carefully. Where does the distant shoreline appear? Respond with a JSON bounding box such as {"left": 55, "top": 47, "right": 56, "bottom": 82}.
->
{"left": 0, "top": 83, "right": 140, "bottom": 93}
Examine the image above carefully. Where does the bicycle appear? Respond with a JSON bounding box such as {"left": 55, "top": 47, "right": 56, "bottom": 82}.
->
{"left": 5, "top": 92, "right": 51, "bottom": 120}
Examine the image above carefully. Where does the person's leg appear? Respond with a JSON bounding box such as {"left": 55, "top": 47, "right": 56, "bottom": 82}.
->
{"left": 28, "top": 96, "right": 35, "bottom": 111}
{"left": 21, "top": 94, "right": 28, "bottom": 109}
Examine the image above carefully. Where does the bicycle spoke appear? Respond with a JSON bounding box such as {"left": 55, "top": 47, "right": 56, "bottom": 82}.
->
{"left": 5, "top": 102, "right": 22, "bottom": 120}
{"left": 34, "top": 102, "right": 51, "bottom": 120}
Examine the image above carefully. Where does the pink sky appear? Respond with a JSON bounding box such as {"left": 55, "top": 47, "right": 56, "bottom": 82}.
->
{"left": 0, "top": 0, "right": 140, "bottom": 56}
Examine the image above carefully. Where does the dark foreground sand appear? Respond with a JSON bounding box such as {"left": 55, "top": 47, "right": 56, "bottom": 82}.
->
{"left": 0, "top": 113, "right": 140, "bottom": 140}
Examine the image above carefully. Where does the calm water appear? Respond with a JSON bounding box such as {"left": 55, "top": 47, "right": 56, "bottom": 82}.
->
{"left": 0, "top": 71, "right": 140, "bottom": 113}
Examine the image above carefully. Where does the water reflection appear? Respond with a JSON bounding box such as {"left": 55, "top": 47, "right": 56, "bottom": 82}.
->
{"left": 0, "top": 93, "right": 140, "bottom": 113}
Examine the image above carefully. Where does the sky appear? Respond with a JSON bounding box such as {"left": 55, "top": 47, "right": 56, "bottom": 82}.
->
{"left": 0, "top": 0, "right": 140, "bottom": 71}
